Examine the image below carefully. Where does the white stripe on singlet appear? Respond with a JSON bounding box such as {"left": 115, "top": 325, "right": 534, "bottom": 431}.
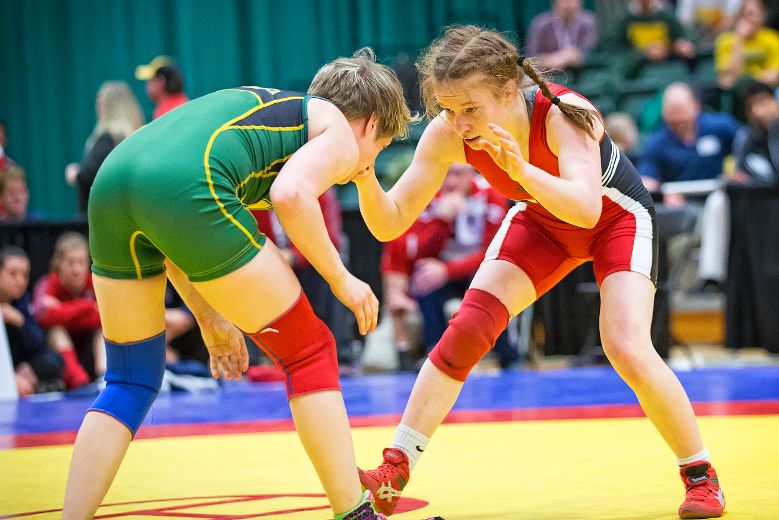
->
{"left": 484, "top": 202, "right": 526, "bottom": 261}
{"left": 602, "top": 186, "right": 654, "bottom": 280}
{"left": 601, "top": 139, "right": 620, "bottom": 187}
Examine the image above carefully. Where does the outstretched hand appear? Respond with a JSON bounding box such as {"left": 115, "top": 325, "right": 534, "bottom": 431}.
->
{"left": 198, "top": 313, "right": 249, "bottom": 380}
{"left": 477, "top": 123, "right": 527, "bottom": 183}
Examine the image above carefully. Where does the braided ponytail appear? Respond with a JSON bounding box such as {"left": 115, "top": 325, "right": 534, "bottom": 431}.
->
{"left": 518, "top": 56, "right": 598, "bottom": 140}
{"left": 418, "top": 26, "right": 600, "bottom": 140}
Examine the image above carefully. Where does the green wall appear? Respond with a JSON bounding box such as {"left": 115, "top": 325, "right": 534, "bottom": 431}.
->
{"left": 1, "top": 0, "right": 592, "bottom": 218}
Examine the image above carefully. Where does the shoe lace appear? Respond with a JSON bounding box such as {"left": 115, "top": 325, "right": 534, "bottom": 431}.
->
{"left": 371, "top": 461, "right": 403, "bottom": 486}
{"left": 686, "top": 478, "right": 717, "bottom": 502}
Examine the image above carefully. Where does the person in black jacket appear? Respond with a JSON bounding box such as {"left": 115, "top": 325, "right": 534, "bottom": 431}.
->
{"left": 65, "top": 81, "right": 144, "bottom": 215}
{"left": 732, "top": 80, "right": 779, "bottom": 186}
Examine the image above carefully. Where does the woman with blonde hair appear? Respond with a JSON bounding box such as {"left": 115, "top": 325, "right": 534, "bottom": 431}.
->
{"left": 65, "top": 81, "right": 144, "bottom": 214}
{"left": 33, "top": 232, "right": 102, "bottom": 389}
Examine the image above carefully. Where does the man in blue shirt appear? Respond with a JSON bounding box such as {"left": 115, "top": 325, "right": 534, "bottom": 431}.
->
{"left": 639, "top": 83, "right": 740, "bottom": 194}
{"left": 638, "top": 82, "right": 740, "bottom": 291}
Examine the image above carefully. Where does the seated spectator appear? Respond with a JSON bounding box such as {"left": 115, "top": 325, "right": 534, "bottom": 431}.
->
{"left": 715, "top": 0, "right": 779, "bottom": 122}
{"left": 33, "top": 232, "right": 102, "bottom": 388}
{"left": 135, "top": 56, "right": 189, "bottom": 120}
{"left": 65, "top": 81, "right": 144, "bottom": 215}
{"left": 676, "top": 0, "right": 741, "bottom": 47}
{"left": 0, "top": 247, "right": 64, "bottom": 396}
{"left": 0, "top": 164, "right": 45, "bottom": 222}
{"left": 610, "top": 0, "right": 696, "bottom": 78}
{"left": 638, "top": 82, "right": 741, "bottom": 291}
{"left": 732, "top": 80, "right": 779, "bottom": 185}
{"left": 526, "top": 0, "right": 598, "bottom": 71}
{"left": 716, "top": 0, "right": 779, "bottom": 90}
{"left": 639, "top": 83, "right": 739, "bottom": 196}
{"left": 381, "top": 163, "right": 514, "bottom": 371}
{"left": 691, "top": 81, "right": 779, "bottom": 292}
{"left": 251, "top": 188, "right": 355, "bottom": 375}
{"left": 605, "top": 112, "right": 641, "bottom": 163}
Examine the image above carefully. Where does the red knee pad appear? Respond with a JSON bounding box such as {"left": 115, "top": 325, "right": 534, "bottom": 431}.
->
{"left": 428, "top": 288, "right": 510, "bottom": 381}
{"left": 247, "top": 292, "right": 340, "bottom": 398}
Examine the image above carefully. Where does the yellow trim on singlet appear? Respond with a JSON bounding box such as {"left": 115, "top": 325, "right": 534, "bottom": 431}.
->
{"left": 234, "top": 154, "right": 293, "bottom": 199}
{"left": 129, "top": 230, "right": 146, "bottom": 279}
{"left": 256, "top": 96, "right": 303, "bottom": 108}
{"left": 226, "top": 88, "right": 264, "bottom": 105}
{"left": 203, "top": 95, "right": 305, "bottom": 250}
{"left": 225, "top": 124, "right": 304, "bottom": 132}
{"left": 204, "top": 109, "right": 268, "bottom": 250}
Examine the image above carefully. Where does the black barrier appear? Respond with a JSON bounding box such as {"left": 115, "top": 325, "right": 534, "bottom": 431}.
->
{"left": 725, "top": 185, "right": 779, "bottom": 353}
{"left": 0, "top": 220, "right": 89, "bottom": 288}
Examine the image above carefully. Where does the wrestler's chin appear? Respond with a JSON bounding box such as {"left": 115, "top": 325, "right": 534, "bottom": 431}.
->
{"left": 463, "top": 136, "right": 482, "bottom": 149}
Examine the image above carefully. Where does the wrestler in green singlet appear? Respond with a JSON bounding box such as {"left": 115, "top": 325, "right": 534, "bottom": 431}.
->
{"left": 89, "top": 86, "right": 314, "bottom": 281}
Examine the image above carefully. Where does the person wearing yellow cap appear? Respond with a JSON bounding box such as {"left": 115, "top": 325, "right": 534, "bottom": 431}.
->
{"left": 135, "top": 55, "right": 190, "bottom": 119}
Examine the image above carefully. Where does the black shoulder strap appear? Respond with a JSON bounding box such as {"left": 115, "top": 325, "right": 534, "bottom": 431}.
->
{"left": 523, "top": 86, "right": 539, "bottom": 124}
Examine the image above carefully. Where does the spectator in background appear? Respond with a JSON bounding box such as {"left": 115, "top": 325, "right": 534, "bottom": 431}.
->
{"left": 638, "top": 82, "right": 740, "bottom": 292}
{"left": 689, "top": 81, "right": 779, "bottom": 292}
{"left": 676, "top": 0, "right": 741, "bottom": 47}
{"left": 65, "top": 81, "right": 145, "bottom": 215}
{"left": 605, "top": 112, "right": 641, "bottom": 163}
{"left": 610, "top": 0, "right": 696, "bottom": 77}
{"left": 135, "top": 55, "right": 189, "bottom": 119}
{"left": 732, "top": 80, "right": 779, "bottom": 185}
{"left": 715, "top": 0, "right": 779, "bottom": 92}
{"left": 0, "top": 247, "right": 64, "bottom": 396}
{"left": 380, "top": 163, "right": 513, "bottom": 371}
{"left": 0, "top": 164, "right": 45, "bottom": 222}
{"left": 526, "top": 0, "right": 597, "bottom": 71}
{"left": 639, "top": 83, "right": 740, "bottom": 199}
{"left": 33, "top": 232, "right": 103, "bottom": 388}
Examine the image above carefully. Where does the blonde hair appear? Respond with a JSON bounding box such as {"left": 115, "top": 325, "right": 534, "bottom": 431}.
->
{"left": 0, "top": 164, "right": 27, "bottom": 194}
{"left": 309, "top": 48, "right": 418, "bottom": 139}
{"left": 50, "top": 232, "right": 89, "bottom": 273}
{"left": 93, "top": 81, "right": 145, "bottom": 145}
{"left": 418, "top": 25, "right": 598, "bottom": 139}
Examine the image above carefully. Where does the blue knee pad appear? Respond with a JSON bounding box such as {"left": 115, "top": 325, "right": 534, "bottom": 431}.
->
{"left": 89, "top": 333, "right": 166, "bottom": 435}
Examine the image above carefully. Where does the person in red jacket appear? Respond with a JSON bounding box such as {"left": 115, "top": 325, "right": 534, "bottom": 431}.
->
{"left": 33, "top": 232, "right": 102, "bottom": 388}
{"left": 381, "top": 162, "right": 511, "bottom": 370}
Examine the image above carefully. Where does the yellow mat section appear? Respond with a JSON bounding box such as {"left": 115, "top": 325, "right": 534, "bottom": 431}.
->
{"left": 1, "top": 415, "right": 777, "bottom": 519}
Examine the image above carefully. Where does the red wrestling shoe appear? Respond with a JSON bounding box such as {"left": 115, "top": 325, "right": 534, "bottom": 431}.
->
{"left": 678, "top": 461, "right": 725, "bottom": 518}
{"left": 358, "top": 448, "right": 410, "bottom": 516}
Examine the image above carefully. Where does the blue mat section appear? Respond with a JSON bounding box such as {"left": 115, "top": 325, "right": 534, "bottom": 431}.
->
{"left": 2, "top": 366, "right": 779, "bottom": 436}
